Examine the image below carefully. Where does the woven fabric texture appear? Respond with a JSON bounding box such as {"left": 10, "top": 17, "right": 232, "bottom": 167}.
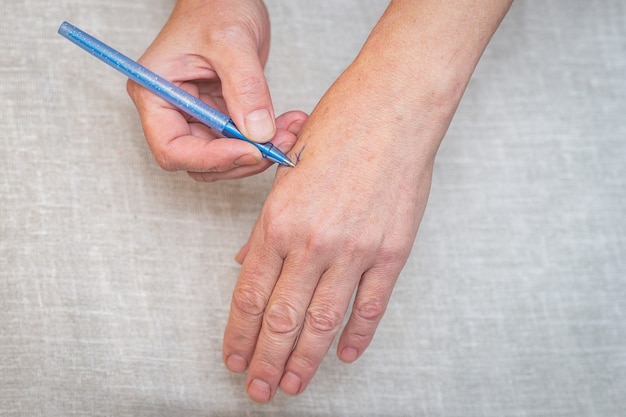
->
{"left": 1, "top": 0, "right": 625, "bottom": 415}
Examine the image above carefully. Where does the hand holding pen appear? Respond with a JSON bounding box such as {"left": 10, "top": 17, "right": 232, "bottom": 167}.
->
{"left": 62, "top": 2, "right": 306, "bottom": 181}
{"left": 124, "top": 3, "right": 308, "bottom": 182}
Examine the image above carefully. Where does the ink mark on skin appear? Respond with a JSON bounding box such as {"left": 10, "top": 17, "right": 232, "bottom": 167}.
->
{"left": 294, "top": 146, "right": 306, "bottom": 164}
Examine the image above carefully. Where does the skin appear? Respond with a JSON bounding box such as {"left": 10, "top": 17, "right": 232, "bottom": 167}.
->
{"left": 129, "top": 0, "right": 512, "bottom": 403}
{"left": 127, "top": 0, "right": 308, "bottom": 181}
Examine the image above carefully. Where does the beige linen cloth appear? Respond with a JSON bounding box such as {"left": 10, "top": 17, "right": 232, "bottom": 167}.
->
{"left": 1, "top": 0, "right": 624, "bottom": 415}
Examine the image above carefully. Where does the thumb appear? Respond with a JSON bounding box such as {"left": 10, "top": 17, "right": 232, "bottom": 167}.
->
{"left": 214, "top": 51, "right": 275, "bottom": 143}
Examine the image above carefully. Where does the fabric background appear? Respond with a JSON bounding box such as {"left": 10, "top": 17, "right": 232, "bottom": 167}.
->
{"left": 1, "top": 0, "right": 625, "bottom": 415}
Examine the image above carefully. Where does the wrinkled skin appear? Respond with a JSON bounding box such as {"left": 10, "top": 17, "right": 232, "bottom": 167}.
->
{"left": 128, "top": 0, "right": 513, "bottom": 404}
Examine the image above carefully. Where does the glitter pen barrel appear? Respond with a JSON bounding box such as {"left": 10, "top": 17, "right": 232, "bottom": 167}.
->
{"left": 58, "top": 21, "right": 295, "bottom": 167}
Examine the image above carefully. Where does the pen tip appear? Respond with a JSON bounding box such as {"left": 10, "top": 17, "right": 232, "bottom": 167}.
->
{"left": 284, "top": 160, "right": 296, "bottom": 168}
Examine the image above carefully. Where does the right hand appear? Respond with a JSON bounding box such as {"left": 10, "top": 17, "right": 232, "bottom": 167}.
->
{"left": 127, "top": 0, "right": 307, "bottom": 181}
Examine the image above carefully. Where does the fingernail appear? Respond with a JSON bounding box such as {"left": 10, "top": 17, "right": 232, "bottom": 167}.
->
{"left": 287, "top": 119, "right": 304, "bottom": 134}
{"left": 280, "top": 371, "right": 302, "bottom": 395}
{"left": 248, "top": 378, "right": 272, "bottom": 403}
{"left": 278, "top": 141, "right": 295, "bottom": 154}
{"left": 244, "top": 109, "right": 274, "bottom": 142}
{"left": 340, "top": 347, "right": 359, "bottom": 363}
{"left": 225, "top": 354, "right": 248, "bottom": 373}
{"left": 234, "top": 153, "right": 260, "bottom": 166}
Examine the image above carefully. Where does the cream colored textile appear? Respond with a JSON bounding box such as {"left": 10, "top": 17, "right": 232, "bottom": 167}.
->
{"left": 1, "top": 0, "right": 625, "bottom": 415}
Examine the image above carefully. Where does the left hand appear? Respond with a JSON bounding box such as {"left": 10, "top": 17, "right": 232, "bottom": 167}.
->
{"left": 222, "top": 62, "right": 440, "bottom": 403}
{"left": 222, "top": 0, "right": 512, "bottom": 402}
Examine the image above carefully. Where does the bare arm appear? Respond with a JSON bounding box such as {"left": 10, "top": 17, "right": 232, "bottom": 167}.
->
{"left": 223, "top": 0, "right": 513, "bottom": 403}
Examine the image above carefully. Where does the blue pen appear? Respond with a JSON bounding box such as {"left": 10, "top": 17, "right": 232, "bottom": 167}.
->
{"left": 58, "top": 21, "right": 295, "bottom": 167}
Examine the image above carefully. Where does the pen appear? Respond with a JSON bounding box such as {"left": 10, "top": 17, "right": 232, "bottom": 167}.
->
{"left": 58, "top": 21, "right": 295, "bottom": 168}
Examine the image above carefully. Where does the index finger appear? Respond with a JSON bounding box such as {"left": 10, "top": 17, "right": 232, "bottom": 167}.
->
{"left": 222, "top": 237, "right": 285, "bottom": 375}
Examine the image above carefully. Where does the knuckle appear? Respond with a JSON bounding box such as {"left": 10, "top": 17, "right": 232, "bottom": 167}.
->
{"left": 264, "top": 302, "right": 301, "bottom": 335}
{"left": 296, "top": 224, "right": 338, "bottom": 257}
{"left": 353, "top": 296, "right": 386, "bottom": 322}
{"left": 348, "top": 329, "right": 373, "bottom": 343}
{"left": 232, "top": 283, "right": 267, "bottom": 317}
{"left": 152, "top": 148, "right": 177, "bottom": 172}
{"left": 377, "top": 233, "right": 414, "bottom": 265}
{"left": 305, "top": 228, "right": 331, "bottom": 254}
{"left": 306, "top": 306, "right": 343, "bottom": 334}
{"left": 379, "top": 244, "right": 408, "bottom": 265}
{"left": 231, "top": 73, "right": 266, "bottom": 101}
{"left": 254, "top": 357, "right": 285, "bottom": 380}
{"left": 288, "top": 351, "right": 318, "bottom": 373}
{"left": 260, "top": 207, "right": 291, "bottom": 242}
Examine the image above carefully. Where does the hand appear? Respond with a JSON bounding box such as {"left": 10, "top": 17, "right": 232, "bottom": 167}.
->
{"left": 223, "top": 59, "right": 443, "bottom": 403}
{"left": 126, "top": 0, "right": 307, "bottom": 181}
{"left": 221, "top": 0, "right": 512, "bottom": 402}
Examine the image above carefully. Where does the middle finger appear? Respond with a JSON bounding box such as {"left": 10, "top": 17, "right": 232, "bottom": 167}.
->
{"left": 245, "top": 252, "right": 325, "bottom": 403}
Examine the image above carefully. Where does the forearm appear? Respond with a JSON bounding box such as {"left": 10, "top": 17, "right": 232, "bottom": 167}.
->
{"left": 364, "top": 0, "right": 513, "bottom": 97}
{"left": 308, "top": 0, "right": 512, "bottom": 160}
